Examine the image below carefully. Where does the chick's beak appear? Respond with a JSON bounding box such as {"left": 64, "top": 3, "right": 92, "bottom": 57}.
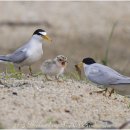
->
{"left": 42, "top": 35, "right": 52, "bottom": 42}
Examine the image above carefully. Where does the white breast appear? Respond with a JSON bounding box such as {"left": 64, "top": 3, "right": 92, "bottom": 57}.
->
{"left": 22, "top": 42, "right": 43, "bottom": 66}
{"left": 43, "top": 63, "right": 64, "bottom": 76}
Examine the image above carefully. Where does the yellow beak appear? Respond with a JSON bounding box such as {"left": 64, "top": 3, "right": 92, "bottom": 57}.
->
{"left": 75, "top": 62, "right": 83, "bottom": 79}
{"left": 42, "top": 35, "right": 52, "bottom": 42}
{"left": 76, "top": 62, "right": 83, "bottom": 69}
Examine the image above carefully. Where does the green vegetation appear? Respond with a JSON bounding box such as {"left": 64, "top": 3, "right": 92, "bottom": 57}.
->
{"left": 66, "top": 71, "right": 81, "bottom": 80}
{"left": 101, "top": 21, "right": 118, "bottom": 65}
{"left": 4, "top": 63, "right": 23, "bottom": 80}
{"left": 65, "top": 71, "right": 89, "bottom": 83}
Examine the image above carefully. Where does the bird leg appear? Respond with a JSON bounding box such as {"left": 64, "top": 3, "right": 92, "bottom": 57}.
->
{"left": 55, "top": 75, "right": 63, "bottom": 82}
{"left": 45, "top": 74, "right": 53, "bottom": 81}
{"left": 18, "top": 67, "right": 21, "bottom": 72}
{"left": 109, "top": 89, "right": 115, "bottom": 97}
{"left": 18, "top": 67, "right": 22, "bottom": 75}
{"left": 29, "top": 66, "right": 33, "bottom": 76}
{"left": 91, "top": 88, "right": 108, "bottom": 96}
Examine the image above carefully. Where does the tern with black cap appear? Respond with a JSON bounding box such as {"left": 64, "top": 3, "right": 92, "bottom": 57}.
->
{"left": 0, "top": 29, "right": 52, "bottom": 75}
{"left": 76, "top": 57, "right": 130, "bottom": 96}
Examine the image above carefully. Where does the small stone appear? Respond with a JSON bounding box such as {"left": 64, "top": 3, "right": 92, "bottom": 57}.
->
{"left": 54, "top": 120, "right": 59, "bottom": 124}
{"left": 84, "top": 121, "right": 94, "bottom": 128}
{"left": 71, "top": 95, "right": 80, "bottom": 101}
{"left": 12, "top": 92, "right": 18, "bottom": 96}
{"left": 89, "top": 92, "right": 93, "bottom": 95}
{"left": 78, "top": 86, "right": 81, "bottom": 88}
{"left": 48, "top": 109, "right": 52, "bottom": 112}
{"left": 80, "top": 94, "right": 83, "bottom": 97}
{"left": 64, "top": 109, "right": 70, "bottom": 113}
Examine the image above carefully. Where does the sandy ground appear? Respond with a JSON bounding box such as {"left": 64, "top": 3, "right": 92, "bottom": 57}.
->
{"left": 0, "top": 75, "right": 130, "bottom": 129}
{"left": 0, "top": 2, "right": 130, "bottom": 129}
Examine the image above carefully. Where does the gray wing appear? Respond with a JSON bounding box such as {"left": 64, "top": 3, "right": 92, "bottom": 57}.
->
{"left": 87, "top": 64, "right": 127, "bottom": 85}
{"left": 7, "top": 43, "right": 30, "bottom": 63}
{"left": 7, "top": 50, "right": 28, "bottom": 63}
{"left": 42, "top": 60, "right": 56, "bottom": 69}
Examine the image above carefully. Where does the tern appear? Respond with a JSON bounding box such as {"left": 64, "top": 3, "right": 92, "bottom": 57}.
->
{"left": 76, "top": 57, "right": 130, "bottom": 96}
{"left": 0, "top": 29, "right": 52, "bottom": 75}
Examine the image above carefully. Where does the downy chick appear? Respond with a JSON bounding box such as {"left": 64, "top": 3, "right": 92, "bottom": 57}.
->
{"left": 41, "top": 55, "right": 67, "bottom": 81}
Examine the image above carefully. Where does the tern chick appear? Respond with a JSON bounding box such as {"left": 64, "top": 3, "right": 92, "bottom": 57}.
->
{"left": 41, "top": 55, "right": 68, "bottom": 81}
{"left": 76, "top": 57, "right": 130, "bottom": 96}
{"left": 0, "top": 29, "right": 52, "bottom": 75}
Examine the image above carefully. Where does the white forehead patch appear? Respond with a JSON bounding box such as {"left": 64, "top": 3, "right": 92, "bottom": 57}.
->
{"left": 39, "top": 32, "right": 47, "bottom": 35}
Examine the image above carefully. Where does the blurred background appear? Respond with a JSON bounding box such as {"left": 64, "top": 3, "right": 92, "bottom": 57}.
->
{"left": 0, "top": 1, "right": 130, "bottom": 74}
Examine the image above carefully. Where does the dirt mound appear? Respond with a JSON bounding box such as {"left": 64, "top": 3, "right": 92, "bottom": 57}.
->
{"left": 0, "top": 77, "right": 129, "bottom": 128}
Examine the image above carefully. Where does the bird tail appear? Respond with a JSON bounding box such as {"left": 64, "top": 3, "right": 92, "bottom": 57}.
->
{"left": 115, "top": 78, "right": 130, "bottom": 85}
{"left": 0, "top": 55, "right": 10, "bottom": 62}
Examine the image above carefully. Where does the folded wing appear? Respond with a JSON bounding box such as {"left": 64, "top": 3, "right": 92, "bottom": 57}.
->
{"left": 87, "top": 64, "right": 130, "bottom": 85}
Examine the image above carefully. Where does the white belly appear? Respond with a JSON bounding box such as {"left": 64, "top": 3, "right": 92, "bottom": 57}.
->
{"left": 20, "top": 45, "right": 43, "bottom": 66}
{"left": 43, "top": 64, "right": 64, "bottom": 76}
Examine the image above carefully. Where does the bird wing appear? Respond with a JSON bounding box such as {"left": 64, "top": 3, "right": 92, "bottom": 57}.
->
{"left": 42, "top": 60, "right": 55, "bottom": 69}
{"left": 6, "top": 42, "right": 31, "bottom": 64}
{"left": 87, "top": 64, "right": 125, "bottom": 85}
{"left": 7, "top": 48, "right": 28, "bottom": 64}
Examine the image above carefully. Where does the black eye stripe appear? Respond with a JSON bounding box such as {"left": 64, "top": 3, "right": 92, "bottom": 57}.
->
{"left": 37, "top": 32, "right": 42, "bottom": 36}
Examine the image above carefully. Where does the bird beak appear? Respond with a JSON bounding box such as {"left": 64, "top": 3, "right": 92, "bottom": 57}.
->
{"left": 76, "top": 62, "right": 83, "bottom": 69}
{"left": 42, "top": 35, "right": 52, "bottom": 42}
{"left": 75, "top": 62, "right": 83, "bottom": 80}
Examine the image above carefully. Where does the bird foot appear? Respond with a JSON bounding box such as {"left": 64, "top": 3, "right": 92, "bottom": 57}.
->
{"left": 26, "top": 73, "right": 35, "bottom": 78}
{"left": 108, "top": 89, "right": 115, "bottom": 97}
{"left": 90, "top": 89, "right": 108, "bottom": 96}
{"left": 57, "top": 79, "right": 64, "bottom": 83}
{"left": 44, "top": 75, "right": 53, "bottom": 81}
{"left": 47, "top": 78, "right": 53, "bottom": 81}
{"left": 55, "top": 76, "right": 64, "bottom": 82}
{"left": 29, "top": 73, "right": 33, "bottom": 76}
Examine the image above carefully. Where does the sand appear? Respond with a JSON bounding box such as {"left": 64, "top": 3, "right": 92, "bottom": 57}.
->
{"left": 0, "top": 75, "right": 130, "bottom": 129}
{"left": 0, "top": 2, "right": 130, "bottom": 128}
